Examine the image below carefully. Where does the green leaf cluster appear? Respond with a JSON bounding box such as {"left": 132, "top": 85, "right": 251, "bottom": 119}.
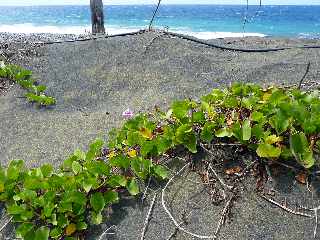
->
{"left": 0, "top": 61, "right": 56, "bottom": 107}
{"left": 0, "top": 136, "right": 168, "bottom": 239}
{"left": 1, "top": 82, "right": 319, "bottom": 239}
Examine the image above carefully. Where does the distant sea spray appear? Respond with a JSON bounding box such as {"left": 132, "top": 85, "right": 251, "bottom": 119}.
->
{"left": 0, "top": 5, "right": 319, "bottom": 39}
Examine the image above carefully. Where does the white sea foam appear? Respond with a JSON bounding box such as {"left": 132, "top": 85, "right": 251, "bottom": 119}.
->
{"left": 0, "top": 23, "right": 266, "bottom": 39}
{"left": 175, "top": 30, "right": 267, "bottom": 39}
{"left": 0, "top": 23, "right": 144, "bottom": 36}
{"left": 0, "top": 23, "right": 91, "bottom": 34}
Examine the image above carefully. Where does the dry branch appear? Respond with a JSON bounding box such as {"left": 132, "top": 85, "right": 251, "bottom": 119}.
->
{"left": 214, "top": 196, "right": 234, "bottom": 238}
{"left": 166, "top": 228, "right": 179, "bottom": 240}
{"left": 296, "top": 205, "right": 320, "bottom": 238}
{"left": 314, "top": 208, "right": 318, "bottom": 238}
{"left": 141, "top": 177, "right": 152, "bottom": 204}
{"left": 141, "top": 192, "right": 158, "bottom": 240}
{"left": 259, "top": 194, "right": 313, "bottom": 218}
{"left": 208, "top": 164, "right": 233, "bottom": 191}
{"left": 161, "top": 163, "right": 216, "bottom": 239}
{"left": 98, "top": 225, "right": 117, "bottom": 240}
{"left": 0, "top": 217, "right": 12, "bottom": 234}
{"left": 166, "top": 209, "right": 198, "bottom": 240}
{"left": 143, "top": 31, "right": 165, "bottom": 54}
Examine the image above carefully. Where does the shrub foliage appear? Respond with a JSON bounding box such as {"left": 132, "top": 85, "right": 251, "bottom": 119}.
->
{"left": 0, "top": 82, "right": 319, "bottom": 239}
{"left": 0, "top": 62, "right": 56, "bottom": 107}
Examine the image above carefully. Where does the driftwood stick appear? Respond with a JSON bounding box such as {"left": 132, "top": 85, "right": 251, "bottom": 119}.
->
{"left": 161, "top": 163, "right": 216, "bottom": 239}
{"left": 141, "top": 192, "right": 158, "bottom": 240}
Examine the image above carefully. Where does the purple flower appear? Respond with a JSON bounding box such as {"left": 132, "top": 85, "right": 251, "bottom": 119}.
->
{"left": 122, "top": 108, "right": 134, "bottom": 118}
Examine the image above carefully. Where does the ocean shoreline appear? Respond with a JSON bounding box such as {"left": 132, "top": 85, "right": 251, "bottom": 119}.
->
{"left": 0, "top": 30, "right": 316, "bottom": 43}
{"left": 1, "top": 5, "right": 320, "bottom": 39}
{"left": 2, "top": 30, "right": 320, "bottom": 72}
{"left": 1, "top": 30, "right": 320, "bottom": 50}
{"left": 0, "top": 27, "right": 270, "bottom": 40}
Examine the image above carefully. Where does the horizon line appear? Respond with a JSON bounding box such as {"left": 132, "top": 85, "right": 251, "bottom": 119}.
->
{"left": 1, "top": 3, "right": 320, "bottom": 6}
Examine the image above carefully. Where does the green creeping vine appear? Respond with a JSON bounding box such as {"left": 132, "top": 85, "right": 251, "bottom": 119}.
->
{"left": 0, "top": 82, "right": 320, "bottom": 239}
{"left": 0, "top": 62, "right": 56, "bottom": 107}
{"left": 0, "top": 138, "right": 169, "bottom": 240}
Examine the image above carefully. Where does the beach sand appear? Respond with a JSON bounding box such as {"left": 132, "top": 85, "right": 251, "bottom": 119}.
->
{"left": 0, "top": 31, "right": 320, "bottom": 239}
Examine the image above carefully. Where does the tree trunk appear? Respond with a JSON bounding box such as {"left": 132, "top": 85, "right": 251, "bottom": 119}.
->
{"left": 90, "top": 0, "right": 105, "bottom": 34}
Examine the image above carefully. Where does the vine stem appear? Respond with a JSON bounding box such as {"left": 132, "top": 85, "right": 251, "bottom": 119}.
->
{"left": 297, "top": 205, "right": 320, "bottom": 238}
{"left": 161, "top": 163, "right": 216, "bottom": 239}
{"left": 259, "top": 194, "right": 313, "bottom": 218}
{"left": 97, "top": 225, "right": 117, "bottom": 240}
{"left": 0, "top": 216, "right": 13, "bottom": 234}
{"left": 208, "top": 163, "right": 233, "bottom": 191}
{"left": 141, "top": 192, "right": 157, "bottom": 240}
{"left": 141, "top": 177, "right": 151, "bottom": 204}
{"left": 214, "top": 196, "right": 234, "bottom": 237}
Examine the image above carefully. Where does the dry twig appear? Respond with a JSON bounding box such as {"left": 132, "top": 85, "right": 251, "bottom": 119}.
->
{"left": 141, "top": 177, "right": 151, "bottom": 204}
{"left": 141, "top": 192, "right": 158, "bottom": 240}
{"left": 214, "top": 196, "right": 234, "bottom": 238}
{"left": 166, "top": 228, "right": 179, "bottom": 240}
{"left": 143, "top": 31, "right": 165, "bottom": 54}
{"left": 161, "top": 163, "right": 216, "bottom": 239}
{"left": 0, "top": 217, "right": 13, "bottom": 234}
{"left": 208, "top": 164, "right": 233, "bottom": 191}
{"left": 211, "top": 143, "right": 243, "bottom": 147}
{"left": 98, "top": 225, "right": 117, "bottom": 240}
{"left": 259, "top": 194, "right": 313, "bottom": 218}
{"left": 200, "top": 143, "right": 216, "bottom": 156}
{"left": 166, "top": 209, "right": 197, "bottom": 240}
{"left": 314, "top": 208, "right": 318, "bottom": 238}
{"left": 296, "top": 205, "right": 320, "bottom": 238}
{"left": 237, "top": 160, "right": 256, "bottom": 178}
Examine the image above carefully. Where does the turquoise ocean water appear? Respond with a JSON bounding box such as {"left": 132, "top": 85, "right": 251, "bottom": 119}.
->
{"left": 0, "top": 5, "right": 319, "bottom": 39}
